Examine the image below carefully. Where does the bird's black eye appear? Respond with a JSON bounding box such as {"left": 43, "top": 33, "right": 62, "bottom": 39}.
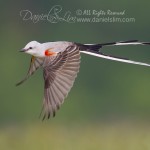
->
{"left": 29, "top": 47, "right": 32, "bottom": 49}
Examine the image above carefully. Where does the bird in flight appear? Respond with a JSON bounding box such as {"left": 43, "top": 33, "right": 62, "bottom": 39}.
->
{"left": 16, "top": 40, "right": 150, "bottom": 119}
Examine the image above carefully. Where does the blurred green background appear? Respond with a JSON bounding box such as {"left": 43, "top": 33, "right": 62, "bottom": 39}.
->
{"left": 1, "top": 0, "right": 150, "bottom": 149}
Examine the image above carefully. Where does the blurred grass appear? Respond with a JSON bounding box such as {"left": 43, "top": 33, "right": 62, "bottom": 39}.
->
{"left": 0, "top": 121, "right": 150, "bottom": 150}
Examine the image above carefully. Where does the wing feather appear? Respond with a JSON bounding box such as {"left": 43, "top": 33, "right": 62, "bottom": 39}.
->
{"left": 16, "top": 57, "right": 44, "bottom": 86}
{"left": 41, "top": 45, "right": 80, "bottom": 119}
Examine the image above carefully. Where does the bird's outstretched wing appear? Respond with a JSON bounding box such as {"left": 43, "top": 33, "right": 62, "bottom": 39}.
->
{"left": 41, "top": 45, "right": 80, "bottom": 119}
{"left": 16, "top": 56, "right": 44, "bottom": 86}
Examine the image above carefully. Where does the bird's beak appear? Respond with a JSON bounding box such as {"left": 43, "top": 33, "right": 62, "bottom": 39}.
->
{"left": 20, "top": 48, "right": 27, "bottom": 52}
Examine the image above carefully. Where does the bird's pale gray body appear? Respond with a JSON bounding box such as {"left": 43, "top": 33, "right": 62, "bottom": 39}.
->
{"left": 42, "top": 41, "right": 73, "bottom": 53}
{"left": 17, "top": 40, "right": 150, "bottom": 119}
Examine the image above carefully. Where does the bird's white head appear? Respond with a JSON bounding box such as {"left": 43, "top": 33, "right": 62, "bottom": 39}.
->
{"left": 21, "top": 41, "right": 44, "bottom": 57}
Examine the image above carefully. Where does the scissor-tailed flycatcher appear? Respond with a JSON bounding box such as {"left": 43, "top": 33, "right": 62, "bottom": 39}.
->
{"left": 16, "top": 40, "right": 150, "bottom": 119}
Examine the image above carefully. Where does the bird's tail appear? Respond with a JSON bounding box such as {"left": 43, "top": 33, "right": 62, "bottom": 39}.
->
{"left": 83, "top": 40, "right": 150, "bottom": 51}
{"left": 80, "top": 40, "right": 150, "bottom": 67}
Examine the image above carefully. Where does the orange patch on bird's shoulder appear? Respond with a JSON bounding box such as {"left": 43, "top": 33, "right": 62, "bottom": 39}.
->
{"left": 45, "top": 48, "right": 56, "bottom": 56}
